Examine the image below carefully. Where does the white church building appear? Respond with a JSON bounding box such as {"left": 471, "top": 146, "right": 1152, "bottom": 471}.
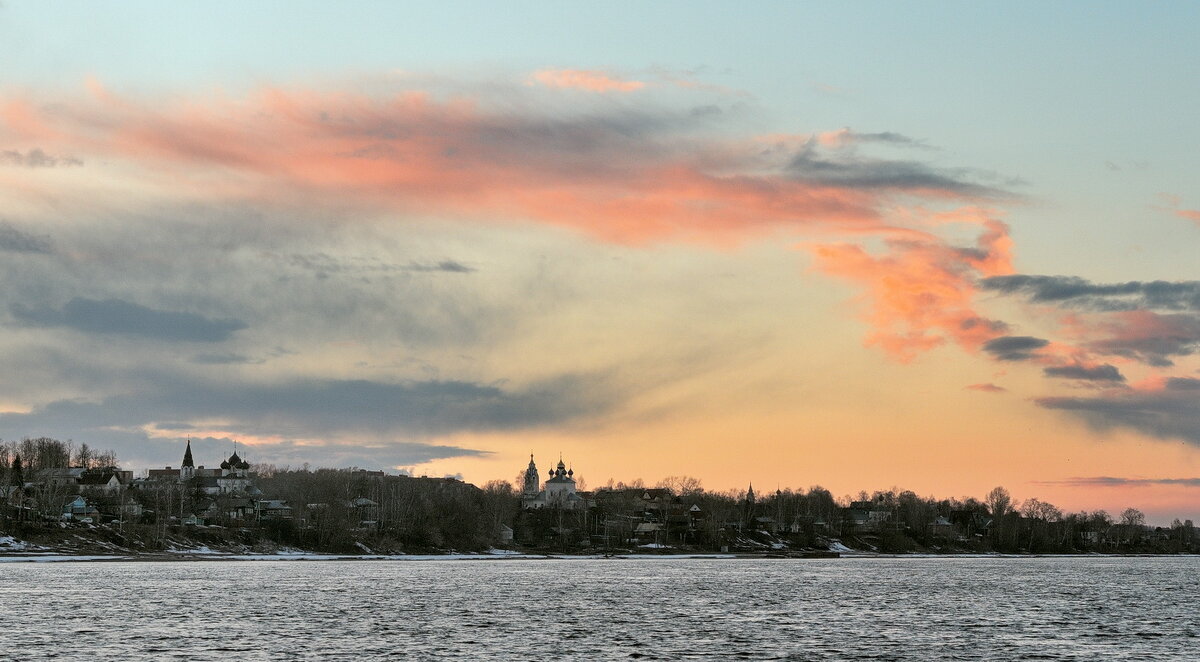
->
{"left": 520, "top": 454, "right": 587, "bottom": 510}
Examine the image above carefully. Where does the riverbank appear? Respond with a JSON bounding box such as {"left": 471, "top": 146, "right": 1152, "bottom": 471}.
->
{"left": 4, "top": 519, "right": 1193, "bottom": 561}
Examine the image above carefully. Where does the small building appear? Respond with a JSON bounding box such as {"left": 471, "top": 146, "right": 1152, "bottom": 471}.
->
{"left": 61, "top": 495, "right": 100, "bottom": 522}
{"left": 351, "top": 497, "right": 379, "bottom": 524}
{"left": 78, "top": 472, "right": 124, "bottom": 494}
{"left": 930, "top": 516, "right": 956, "bottom": 538}
{"left": 256, "top": 500, "right": 293, "bottom": 521}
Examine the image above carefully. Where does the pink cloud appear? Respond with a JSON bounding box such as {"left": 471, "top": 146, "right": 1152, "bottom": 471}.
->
{"left": 2, "top": 84, "right": 998, "bottom": 245}
{"left": 1176, "top": 208, "right": 1200, "bottom": 227}
{"left": 530, "top": 69, "right": 645, "bottom": 93}
{"left": 1156, "top": 193, "right": 1200, "bottom": 228}
{"left": 2, "top": 81, "right": 1015, "bottom": 360}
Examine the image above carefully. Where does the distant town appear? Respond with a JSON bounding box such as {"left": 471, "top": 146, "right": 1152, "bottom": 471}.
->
{"left": 1, "top": 437, "right": 1197, "bottom": 557}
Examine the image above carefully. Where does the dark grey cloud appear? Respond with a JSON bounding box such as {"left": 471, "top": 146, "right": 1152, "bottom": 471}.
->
{"left": 0, "top": 371, "right": 617, "bottom": 465}
{"left": 155, "top": 435, "right": 486, "bottom": 473}
{"left": 980, "top": 275, "right": 1200, "bottom": 312}
{"left": 785, "top": 140, "right": 1005, "bottom": 197}
{"left": 1037, "top": 378, "right": 1200, "bottom": 445}
{"left": 10, "top": 297, "right": 247, "bottom": 342}
{"left": 983, "top": 335, "right": 1049, "bottom": 361}
{"left": 1086, "top": 318, "right": 1200, "bottom": 367}
{"left": 1043, "top": 363, "right": 1126, "bottom": 382}
{"left": 0, "top": 221, "right": 53, "bottom": 254}
{"left": 981, "top": 275, "right": 1200, "bottom": 366}
{"left": 960, "top": 316, "right": 1010, "bottom": 334}
{"left": 0, "top": 371, "right": 614, "bottom": 470}
{"left": 851, "top": 131, "right": 932, "bottom": 148}
{"left": 1167, "top": 377, "right": 1200, "bottom": 390}
{"left": 0, "top": 148, "right": 82, "bottom": 168}
{"left": 279, "top": 252, "right": 474, "bottom": 276}
{"left": 407, "top": 260, "right": 474, "bottom": 273}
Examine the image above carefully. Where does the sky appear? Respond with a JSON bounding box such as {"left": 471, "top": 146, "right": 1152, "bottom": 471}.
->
{"left": 1, "top": 2, "right": 1198, "bottom": 523}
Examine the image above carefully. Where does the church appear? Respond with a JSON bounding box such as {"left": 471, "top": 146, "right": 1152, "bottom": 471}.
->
{"left": 520, "top": 454, "right": 587, "bottom": 510}
{"left": 147, "top": 439, "right": 259, "bottom": 496}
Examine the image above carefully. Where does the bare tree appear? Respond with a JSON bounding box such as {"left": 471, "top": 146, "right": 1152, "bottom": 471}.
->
{"left": 986, "top": 486, "right": 1013, "bottom": 518}
{"left": 656, "top": 475, "right": 703, "bottom": 496}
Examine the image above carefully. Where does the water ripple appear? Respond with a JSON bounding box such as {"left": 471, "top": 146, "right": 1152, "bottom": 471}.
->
{"left": 0, "top": 557, "right": 1197, "bottom": 661}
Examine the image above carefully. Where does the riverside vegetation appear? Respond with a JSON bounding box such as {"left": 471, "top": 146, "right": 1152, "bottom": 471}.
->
{"left": 1, "top": 437, "right": 1196, "bottom": 557}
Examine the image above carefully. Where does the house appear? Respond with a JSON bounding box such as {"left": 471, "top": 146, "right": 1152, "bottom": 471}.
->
{"left": 639, "top": 489, "right": 673, "bottom": 512}
{"left": 96, "top": 499, "right": 143, "bottom": 521}
{"left": 38, "top": 467, "right": 86, "bottom": 487}
{"left": 929, "top": 516, "right": 956, "bottom": 539}
{"left": 845, "top": 500, "right": 892, "bottom": 532}
{"left": 61, "top": 495, "right": 101, "bottom": 522}
{"left": 256, "top": 500, "right": 293, "bottom": 521}
{"left": 634, "top": 521, "right": 664, "bottom": 544}
{"left": 351, "top": 497, "right": 379, "bottom": 524}
{"left": 78, "top": 472, "right": 124, "bottom": 494}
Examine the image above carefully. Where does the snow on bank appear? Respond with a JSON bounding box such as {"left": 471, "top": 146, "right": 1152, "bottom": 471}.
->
{"left": 0, "top": 535, "right": 43, "bottom": 551}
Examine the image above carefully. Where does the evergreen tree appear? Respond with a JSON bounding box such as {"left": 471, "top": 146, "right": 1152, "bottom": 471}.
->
{"left": 9, "top": 454, "right": 22, "bottom": 487}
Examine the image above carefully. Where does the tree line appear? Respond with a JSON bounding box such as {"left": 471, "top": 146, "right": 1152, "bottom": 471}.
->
{"left": 2, "top": 438, "right": 1196, "bottom": 555}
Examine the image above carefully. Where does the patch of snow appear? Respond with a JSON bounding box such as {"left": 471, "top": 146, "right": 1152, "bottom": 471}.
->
{"left": 828, "top": 541, "right": 855, "bottom": 553}
{"left": 638, "top": 543, "right": 668, "bottom": 549}
{"left": 0, "top": 535, "right": 41, "bottom": 551}
{"left": 170, "top": 545, "right": 222, "bottom": 555}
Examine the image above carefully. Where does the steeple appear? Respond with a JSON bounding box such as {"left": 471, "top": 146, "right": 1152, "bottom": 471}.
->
{"left": 180, "top": 438, "right": 195, "bottom": 480}
{"left": 522, "top": 453, "right": 541, "bottom": 495}
{"left": 743, "top": 482, "right": 757, "bottom": 527}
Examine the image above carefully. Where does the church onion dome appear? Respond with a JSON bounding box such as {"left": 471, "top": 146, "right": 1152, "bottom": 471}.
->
{"left": 220, "top": 461, "right": 231, "bottom": 469}
{"left": 238, "top": 460, "right": 250, "bottom": 470}
{"left": 568, "top": 469, "right": 574, "bottom": 477}
{"left": 228, "top": 451, "right": 242, "bottom": 466}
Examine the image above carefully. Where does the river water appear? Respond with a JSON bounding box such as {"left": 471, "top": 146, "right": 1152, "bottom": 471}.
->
{"left": 1, "top": 556, "right": 1196, "bottom": 661}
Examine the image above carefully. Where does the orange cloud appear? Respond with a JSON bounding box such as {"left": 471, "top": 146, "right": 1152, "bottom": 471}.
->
{"left": 1156, "top": 193, "right": 1200, "bottom": 228}
{"left": 808, "top": 217, "right": 1014, "bottom": 361}
{"left": 530, "top": 69, "right": 645, "bottom": 93}
{"left": 1176, "top": 208, "right": 1200, "bottom": 227}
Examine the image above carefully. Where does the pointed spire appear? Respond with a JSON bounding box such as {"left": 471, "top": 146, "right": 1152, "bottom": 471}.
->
{"left": 182, "top": 438, "right": 194, "bottom": 468}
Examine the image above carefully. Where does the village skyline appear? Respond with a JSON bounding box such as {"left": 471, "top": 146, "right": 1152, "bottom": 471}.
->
{"left": 3, "top": 436, "right": 1193, "bottom": 529}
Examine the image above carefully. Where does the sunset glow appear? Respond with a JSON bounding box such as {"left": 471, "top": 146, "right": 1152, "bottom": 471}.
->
{"left": 1, "top": 2, "right": 1198, "bottom": 524}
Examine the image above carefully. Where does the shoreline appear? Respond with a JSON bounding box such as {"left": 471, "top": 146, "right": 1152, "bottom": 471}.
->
{"left": 3, "top": 550, "right": 1199, "bottom": 563}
